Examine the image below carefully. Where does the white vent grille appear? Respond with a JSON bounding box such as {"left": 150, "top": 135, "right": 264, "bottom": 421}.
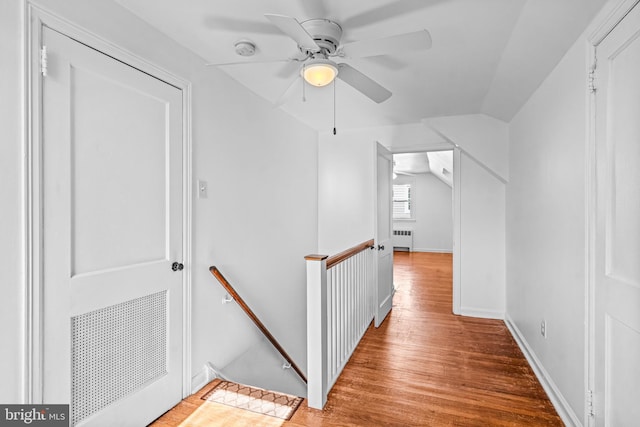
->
{"left": 392, "top": 229, "right": 413, "bottom": 251}
{"left": 71, "top": 291, "right": 168, "bottom": 426}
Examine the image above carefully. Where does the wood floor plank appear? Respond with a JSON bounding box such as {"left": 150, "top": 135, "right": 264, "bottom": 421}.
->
{"left": 152, "top": 252, "right": 562, "bottom": 426}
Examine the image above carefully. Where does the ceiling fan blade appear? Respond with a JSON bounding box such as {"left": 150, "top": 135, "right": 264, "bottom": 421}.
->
{"left": 336, "top": 63, "right": 391, "bottom": 103}
{"left": 264, "top": 14, "right": 320, "bottom": 52}
{"left": 340, "top": 30, "right": 432, "bottom": 58}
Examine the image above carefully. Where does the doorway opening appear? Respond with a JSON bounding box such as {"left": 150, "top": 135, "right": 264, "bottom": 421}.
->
{"left": 391, "top": 150, "right": 454, "bottom": 308}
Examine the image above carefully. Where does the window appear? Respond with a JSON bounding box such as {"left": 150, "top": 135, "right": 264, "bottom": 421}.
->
{"left": 393, "top": 184, "right": 412, "bottom": 219}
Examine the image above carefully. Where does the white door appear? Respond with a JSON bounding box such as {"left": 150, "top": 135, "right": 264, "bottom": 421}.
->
{"left": 41, "top": 27, "right": 184, "bottom": 426}
{"left": 593, "top": 4, "right": 640, "bottom": 425}
{"left": 374, "top": 143, "right": 393, "bottom": 327}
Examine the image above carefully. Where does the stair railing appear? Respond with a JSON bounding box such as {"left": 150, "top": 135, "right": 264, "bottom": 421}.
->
{"left": 209, "top": 266, "right": 307, "bottom": 384}
{"left": 305, "top": 239, "right": 376, "bottom": 409}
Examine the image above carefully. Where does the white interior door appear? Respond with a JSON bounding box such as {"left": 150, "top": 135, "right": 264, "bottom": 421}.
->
{"left": 41, "top": 27, "right": 184, "bottom": 426}
{"left": 374, "top": 143, "right": 393, "bottom": 327}
{"left": 593, "top": 4, "right": 640, "bottom": 425}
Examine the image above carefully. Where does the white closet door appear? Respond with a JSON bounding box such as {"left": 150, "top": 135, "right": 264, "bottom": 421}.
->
{"left": 375, "top": 143, "right": 393, "bottom": 327}
{"left": 42, "top": 27, "right": 184, "bottom": 426}
{"left": 593, "top": 3, "right": 640, "bottom": 425}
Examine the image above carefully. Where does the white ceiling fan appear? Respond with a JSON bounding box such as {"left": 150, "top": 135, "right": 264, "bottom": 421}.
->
{"left": 208, "top": 11, "right": 432, "bottom": 104}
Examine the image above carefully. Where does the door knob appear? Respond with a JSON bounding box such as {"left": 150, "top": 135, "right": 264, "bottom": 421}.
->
{"left": 171, "top": 262, "right": 184, "bottom": 271}
{"left": 378, "top": 245, "right": 385, "bottom": 251}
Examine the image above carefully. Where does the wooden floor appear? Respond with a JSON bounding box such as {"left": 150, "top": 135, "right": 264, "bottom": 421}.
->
{"left": 152, "top": 252, "right": 562, "bottom": 426}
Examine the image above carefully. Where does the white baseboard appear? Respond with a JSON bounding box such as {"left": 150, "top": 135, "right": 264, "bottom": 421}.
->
{"left": 459, "top": 306, "right": 504, "bottom": 319}
{"left": 412, "top": 248, "right": 453, "bottom": 253}
{"left": 190, "top": 363, "right": 218, "bottom": 394}
{"left": 504, "top": 315, "right": 582, "bottom": 427}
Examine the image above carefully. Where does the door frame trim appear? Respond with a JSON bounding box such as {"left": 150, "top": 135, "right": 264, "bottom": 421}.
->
{"left": 585, "top": 0, "right": 640, "bottom": 424}
{"left": 24, "top": 3, "right": 194, "bottom": 403}
{"left": 389, "top": 145, "right": 460, "bottom": 315}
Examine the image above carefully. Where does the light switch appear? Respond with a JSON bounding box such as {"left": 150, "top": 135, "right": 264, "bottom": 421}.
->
{"left": 198, "top": 180, "right": 208, "bottom": 198}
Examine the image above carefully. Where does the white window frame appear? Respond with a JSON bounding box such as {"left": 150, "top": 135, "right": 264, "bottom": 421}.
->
{"left": 393, "top": 183, "right": 413, "bottom": 220}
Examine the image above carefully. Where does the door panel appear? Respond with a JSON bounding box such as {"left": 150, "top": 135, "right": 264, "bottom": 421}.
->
{"left": 605, "top": 315, "right": 640, "bottom": 426}
{"left": 70, "top": 65, "right": 168, "bottom": 275}
{"left": 42, "top": 27, "right": 183, "bottom": 426}
{"left": 605, "top": 29, "right": 640, "bottom": 287}
{"left": 375, "top": 143, "right": 393, "bottom": 327}
{"left": 594, "top": 4, "right": 640, "bottom": 424}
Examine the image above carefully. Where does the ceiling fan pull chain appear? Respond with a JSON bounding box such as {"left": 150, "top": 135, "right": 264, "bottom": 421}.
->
{"left": 333, "top": 78, "right": 337, "bottom": 135}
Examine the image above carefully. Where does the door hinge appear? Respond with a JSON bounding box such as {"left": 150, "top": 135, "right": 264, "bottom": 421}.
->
{"left": 40, "top": 46, "right": 48, "bottom": 77}
{"left": 587, "top": 389, "right": 595, "bottom": 417}
{"left": 588, "top": 63, "right": 597, "bottom": 93}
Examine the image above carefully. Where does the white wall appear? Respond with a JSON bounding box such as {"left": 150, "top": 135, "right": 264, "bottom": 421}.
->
{"left": 0, "top": 0, "right": 26, "bottom": 404}
{"left": 317, "top": 124, "right": 451, "bottom": 255}
{"left": 191, "top": 71, "right": 318, "bottom": 377}
{"left": 459, "top": 153, "right": 505, "bottom": 318}
{"left": 506, "top": 25, "right": 589, "bottom": 424}
{"left": 327, "top": 123, "right": 447, "bottom": 153}
{"left": 418, "top": 115, "right": 507, "bottom": 318}
{"left": 1, "top": 0, "right": 318, "bottom": 401}
{"left": 317, "top": 134, "right": 374, "bottom": 255}
{"left": 393, "top": 173, "right": 453, "bottom": 253}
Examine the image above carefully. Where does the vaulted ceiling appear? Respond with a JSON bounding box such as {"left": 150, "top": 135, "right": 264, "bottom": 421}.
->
{"left": 394, "top": 151, "right": 453, "bottom": 187}
{"left": 115, "top": 0, "right": 607, "bottom": 131}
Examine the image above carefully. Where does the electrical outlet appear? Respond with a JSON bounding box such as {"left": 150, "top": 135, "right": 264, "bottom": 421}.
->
{"left": 197, "top": 179, "right": 208, "bottom": 199}
{"left": 540, "top": 320, "right": 547, "bottom": 338}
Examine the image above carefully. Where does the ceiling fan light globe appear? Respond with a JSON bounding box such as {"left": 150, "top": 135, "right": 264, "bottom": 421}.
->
{"left": 302, "top": 61, "right": 338, "bottom": 87}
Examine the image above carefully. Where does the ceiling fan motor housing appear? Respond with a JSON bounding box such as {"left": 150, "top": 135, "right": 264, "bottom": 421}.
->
{"left": 300, "top": 19, "right": 343, "bottom": 55}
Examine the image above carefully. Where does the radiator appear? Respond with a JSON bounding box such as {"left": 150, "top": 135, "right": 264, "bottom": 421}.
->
{"left": 393, "top": 229, "right": 413, "bottom": 251}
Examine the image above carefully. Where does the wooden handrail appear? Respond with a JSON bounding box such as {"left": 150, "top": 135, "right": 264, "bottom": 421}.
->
{"left": 325, "top": 239, "right": 375, "bottom": 269}
{"left": 209, "top": 266, "right": 307, "bottom": 384}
